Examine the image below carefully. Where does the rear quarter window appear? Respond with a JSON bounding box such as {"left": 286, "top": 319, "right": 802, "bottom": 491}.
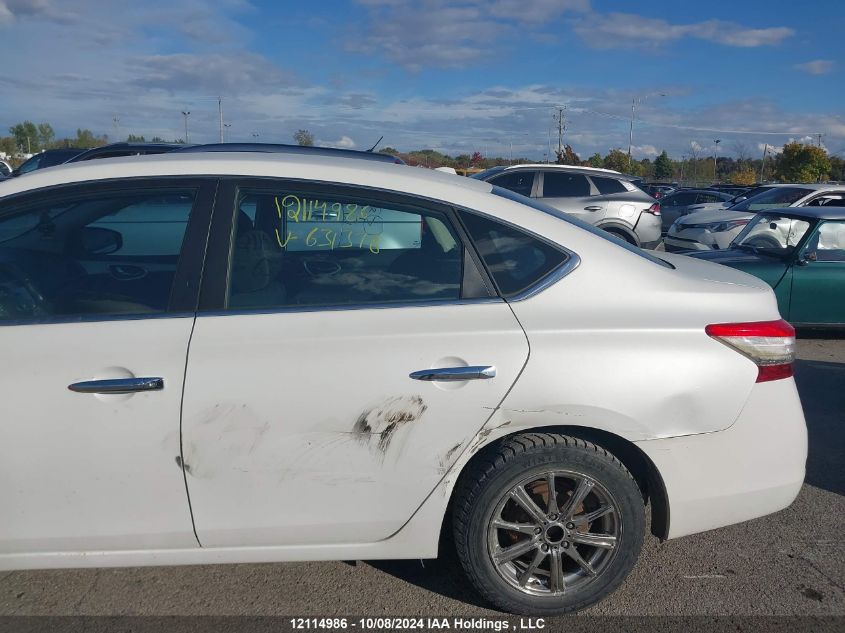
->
{"left": 458, "top": 209, "right": 568, "bottom": 297}
{"left": 591, "top": 176, "right": 627, "bottom": 195}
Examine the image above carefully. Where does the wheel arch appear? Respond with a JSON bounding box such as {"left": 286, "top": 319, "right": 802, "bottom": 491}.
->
{"left": 440, "top": 424, "right": 670, "bottom": 548}
{"left": 594, "top": 221, "right": 640, "bottom": 246}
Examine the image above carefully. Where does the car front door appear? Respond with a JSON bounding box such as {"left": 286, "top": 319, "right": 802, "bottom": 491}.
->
{"left": 789, "top": 220, "right": 845, "bottom": 325}
{"left": 180, "top": 180, "right": 531, "bottom": 547}
{"left": 0, "top": 179, "right": 214, "bottom": 558}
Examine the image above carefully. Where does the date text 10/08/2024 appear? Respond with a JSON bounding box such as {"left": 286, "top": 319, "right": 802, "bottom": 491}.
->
{"left": 289, "top": 617, "right": 547, "bottom": 630}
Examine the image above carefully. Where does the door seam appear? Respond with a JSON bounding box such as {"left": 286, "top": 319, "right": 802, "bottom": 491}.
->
{"left": 178, "top": 315, "right": 202, "bottom": 547}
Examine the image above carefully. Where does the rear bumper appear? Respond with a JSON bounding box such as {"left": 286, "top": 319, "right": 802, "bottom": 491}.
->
{"left": 636, "top": 377, "right": 807, "bottom": 540}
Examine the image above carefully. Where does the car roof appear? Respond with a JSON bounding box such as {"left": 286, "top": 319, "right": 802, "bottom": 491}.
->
{"left": 174, "top": 143, "right": 405, "bottom": 164}
{"left": 760, "top": 182, "right": 844, "bottom": 191}
{"left": 69, "top": 142, "right": 188, "bottom": 162}
{"left": 0, "top": 152, "right": 490, "bottom": 200}
{"left": 502, "top": 163, "right": 624, "bottom": 177}
{"left": 668, "top": 188, "right": 731, "bottom": 195}
{"left": 755, "top": 206, "right": 845, "bottom": 221}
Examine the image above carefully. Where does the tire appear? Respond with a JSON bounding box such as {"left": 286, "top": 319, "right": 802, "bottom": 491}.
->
{"left": 745, "top": 235, "right": 781, "bottom": 249}
{"left": 452, "top": 433, "right": 645, "bottom": 615}
{"left": 602, "top": 228, "right": 637, "bottom": 246}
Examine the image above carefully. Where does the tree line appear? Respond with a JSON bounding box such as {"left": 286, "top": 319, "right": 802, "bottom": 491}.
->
{"left": 4, "top": 121, "right": 841, "bottom": 184}
{"left": 382, "top": 142, "right": 842, "bottom": 184}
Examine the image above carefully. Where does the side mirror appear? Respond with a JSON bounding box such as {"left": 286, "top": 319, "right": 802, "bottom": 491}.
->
{"left": 72, "top": 226, "right": 123, "bottom": 256}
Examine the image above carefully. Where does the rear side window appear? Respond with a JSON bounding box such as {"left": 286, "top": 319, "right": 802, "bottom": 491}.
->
{"left": 489, "top": 171, "right": 535, "bottom": 197}
{"left": 542, "top": 172, "right": 590, "bottom": 198}
{"left": 459, "top": 210, "right": 567, "bottom": 297}
{"left": 591, "top": 176, "right": 627, "bottom": 195}
{"left": 226, "top": 188, "right": 466, "bottom": 309}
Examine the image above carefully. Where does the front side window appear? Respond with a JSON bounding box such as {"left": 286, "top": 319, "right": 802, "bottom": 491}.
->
{"left": 0, "top": 187, "right": 195, "bottom": 321}
{"left": 459, "top": 210, "right": 568, "bottom": 297}
{"left": 804, "top": 221, "right": 845, "bottom": 262}
{"left": 542, "top": 172, "right": 590, "bottom": 198}
{"left": 227, "top": 189, "right": 464, "bottom": 309}
{"left": 489, "top": 171, "right": 535, "bottom": 197}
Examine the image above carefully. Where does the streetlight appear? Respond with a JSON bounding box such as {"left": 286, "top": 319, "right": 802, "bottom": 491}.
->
{"left": 713, "top": 139, "right": 721, "bottom": 182}
{"left": 181, "top": 111, "right": 190, "bottom": 143}
{"left": 224, "top": 123, "right": 232, "bottom": 142}
{"left": 628, "top": 93, "right": 666, "bottom": 171}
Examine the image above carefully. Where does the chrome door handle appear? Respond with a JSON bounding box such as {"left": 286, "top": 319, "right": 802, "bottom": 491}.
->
{"left": 409, "top": 366, "right": 496, "bottom": 381}
{"left": 584, "top": 206, "right": 603, "bottom": 211}
{"left": 68, "top": 377, "right": 164, "bottom": 394}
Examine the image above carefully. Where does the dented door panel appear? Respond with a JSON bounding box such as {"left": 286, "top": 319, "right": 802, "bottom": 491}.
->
{"left": 181, "top": 301, "right": 528, "bottom": 547}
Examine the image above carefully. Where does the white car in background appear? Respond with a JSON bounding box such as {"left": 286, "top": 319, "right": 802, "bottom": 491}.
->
{"left": 0, "top": 152, "right": 806, "bottom": 615}
{"left": 665, "top": 183, "right": 845, "bottom": 251}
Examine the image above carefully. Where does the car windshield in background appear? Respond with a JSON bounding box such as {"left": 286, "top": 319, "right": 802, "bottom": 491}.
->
{"left": 732, "top": 214, "right": 813, "bottom": 256}
{"left": 470, "top": 166, "right": 507, "bottom": 180}
{"left": 731, "top": 187, "right": 813, "bottom": 211}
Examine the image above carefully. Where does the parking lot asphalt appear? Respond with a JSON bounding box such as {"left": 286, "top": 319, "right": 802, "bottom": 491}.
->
{"left": 0, "top": 338, "right": 843, "bottom": 618}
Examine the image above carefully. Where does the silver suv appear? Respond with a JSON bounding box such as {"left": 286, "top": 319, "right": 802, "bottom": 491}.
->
{"left": 474, "top": 164, "right": 661, "bottom": 248}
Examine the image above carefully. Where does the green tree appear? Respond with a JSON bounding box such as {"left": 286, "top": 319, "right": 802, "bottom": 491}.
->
{"left": 73, "top": 129, "right": 107, "bottom": 148}
{"left": 555, "top": 144, "right": 580, "bottom": 165}
{"left": 653, "top": 150, "right": 673, "bottom": 180}
{"left": 603, "top": 149, "right": 630, "bottom": 173}
{"left": 293, "top": 129, "right": 314, "bottom": 146}
{"left": 127, "top": 134, "right": 146, "bottom": 142}
{"left": 774, "top": 142, "right": 831, "bottom": 183}
{"left": 37, "top": 123, "right": 55, "bottom": 149}
{"left": 9, "top": 121, "right": 39, "bottom": 152}
{"left": 587, "top": 153, "right": 602, "bottom": 168}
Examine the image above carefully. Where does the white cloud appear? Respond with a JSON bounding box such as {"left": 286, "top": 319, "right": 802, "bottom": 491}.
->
{"left": 794, "top": 59, "right": 835, "bottom": 75}
{"left": 319, "top": 135, "right": 356, "bottom": 149}
{"left": 573, "top": 12, "right": 794, "bottom": 50}
{"left": 348, "top": 0, "right": 590, "bottom": 71}
{"left": 758, "top": 143, "right": 782, "bottom": 155}
{"left": 632, "top": 144, "right": 659, "bottom": 157}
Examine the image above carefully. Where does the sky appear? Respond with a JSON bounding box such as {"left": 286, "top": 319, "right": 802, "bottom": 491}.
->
{"left": 1, "top": 0, "right": 843, "bottom": 160}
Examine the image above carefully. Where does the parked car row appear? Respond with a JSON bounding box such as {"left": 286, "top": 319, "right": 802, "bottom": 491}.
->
{"left": 665, "top": 184, "right": 845, "bottom": 251}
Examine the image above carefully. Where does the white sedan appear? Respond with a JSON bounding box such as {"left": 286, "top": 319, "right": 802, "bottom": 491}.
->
{"left": 0, "top": 151, "right": 806, "bottom": 615}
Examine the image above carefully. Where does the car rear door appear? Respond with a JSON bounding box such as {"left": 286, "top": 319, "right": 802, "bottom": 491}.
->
{"left": 180, "top": 179, "right": 530, "bottom": 547}
{"left": 0, "top": 178, "right": 214, "bottom": 557}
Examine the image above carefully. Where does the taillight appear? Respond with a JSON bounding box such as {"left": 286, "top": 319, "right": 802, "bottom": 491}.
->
{"left": 646, "top": 202, "right": 661, "bottom": 216}
{"left": 705, "top": 319, "right": 795, "bottom": 383}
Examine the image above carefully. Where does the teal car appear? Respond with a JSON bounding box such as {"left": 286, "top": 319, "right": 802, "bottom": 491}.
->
{"left": 687, "top": 207, "right": 845, "bottom": 327}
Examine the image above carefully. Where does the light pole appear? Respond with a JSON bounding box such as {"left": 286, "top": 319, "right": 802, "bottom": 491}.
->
{"left": 181, "top": 111, "right": 190, "bottom": 143}
{"left": 628, "top": 93, "right": 665, "bottom": 171}
{"left": 759, "top": 144, "right": 768, "bottom": 183}
{"left": 224, "top": 123, "right": 232, "bottom": 142}
{"left": 713, "top": 139, "right": 721, "bottom": 182}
